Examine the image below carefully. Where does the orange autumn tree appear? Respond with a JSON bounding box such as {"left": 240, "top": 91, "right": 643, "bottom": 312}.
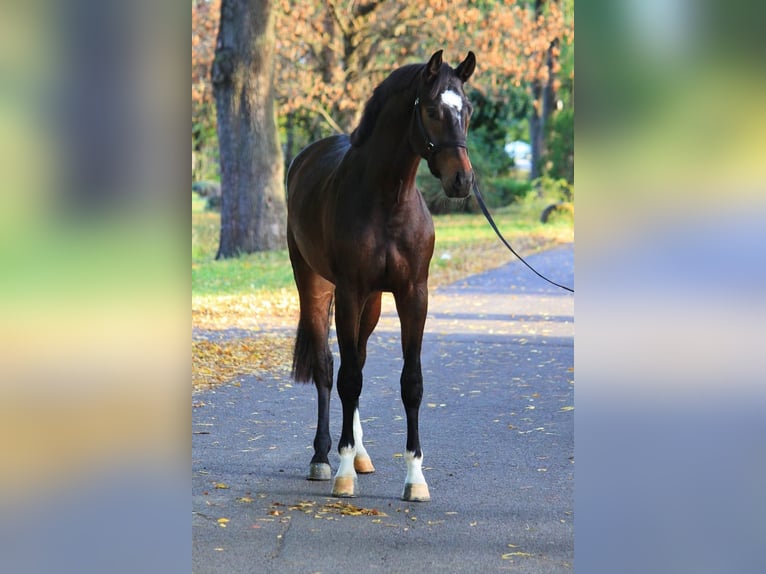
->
{"left": 273, "top": 1, "right": 573, "bottom": 170}
{"left": 192, "top": 0, "right": 222, "bottom": 181}
{"left": 192, "top": 0, "right": 573, "bottom": 180}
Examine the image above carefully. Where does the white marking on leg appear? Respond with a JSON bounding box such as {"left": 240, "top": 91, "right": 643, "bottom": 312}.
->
{"left": 404, "top": 451, "right": 427, "bottom": 485}
{"left": 335, "top": 446, "right": 357, "bottom": 479}
{"left": 440, "top": 89, "right": 463, "bottom": 112}
{"left": 353, "top": 409, "right": 370, "bottom": 461}
{"left": 333, "top": 445, "right": 359, "bottom": 497}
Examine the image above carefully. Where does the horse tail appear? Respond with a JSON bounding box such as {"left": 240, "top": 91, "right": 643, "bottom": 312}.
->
{"left": 291, "top": 295, "right": 334, "bottom": 384}
{"left": 291, "top": 320, "right": 314, "bottom": 384}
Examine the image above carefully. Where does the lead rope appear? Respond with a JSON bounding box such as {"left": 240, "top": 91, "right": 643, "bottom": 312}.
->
{"left": 472, "top": 180, "right": 574, "bottom": 293}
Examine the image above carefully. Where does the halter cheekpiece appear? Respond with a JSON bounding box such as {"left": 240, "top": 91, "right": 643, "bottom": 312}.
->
{"left": 413, "top": 95, "right": 467, "bottom": 161}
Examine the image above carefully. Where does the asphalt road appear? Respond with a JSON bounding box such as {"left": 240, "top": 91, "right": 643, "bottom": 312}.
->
{"left": 193, "top": 244, "right": 574, "bottom": 573}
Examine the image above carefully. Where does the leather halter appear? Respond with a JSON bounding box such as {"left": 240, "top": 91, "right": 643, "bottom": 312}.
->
{"left": 412, "top": 95, "right": 467, "bottom": 162}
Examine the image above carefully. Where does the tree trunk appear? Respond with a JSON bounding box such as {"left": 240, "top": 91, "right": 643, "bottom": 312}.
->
{"left": 212, "top": 0, "right": 286, "bottom": 258}
{"left": 529, "top": 0, "right": 562, "bottom": 188}
{"left": 529, "top": 81, "right": 544, "bottom": 183}
{"left": 531, "top": 37, "right": 558, "bottom": 186}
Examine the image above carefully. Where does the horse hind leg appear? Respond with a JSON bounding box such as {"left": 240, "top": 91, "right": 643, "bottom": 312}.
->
{"left": 352, "top": 405, "right": 374, "bottom": 474}
{"left": 307, "top": 334, "right": 334, "bottom": 481}
{"left": 288, "top": 237, "right": 335, "bottom": 481}
{"left": 305, "top": 297, "right": 335, "bottom": 481}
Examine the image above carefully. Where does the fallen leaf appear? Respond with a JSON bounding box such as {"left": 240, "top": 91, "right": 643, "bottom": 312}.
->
{"left": 321, "top": 501, "right": 387, "bottom": 517}
{"left": 502, "top": 552, "right": 534, "bottom": 559}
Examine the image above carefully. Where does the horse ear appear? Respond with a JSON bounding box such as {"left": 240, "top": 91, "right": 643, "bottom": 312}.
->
{"left": 425, "top": 50, "right": 444, "bottom": 82}
{"left": 456, "top": 51, "right": 476, "bottom": 83}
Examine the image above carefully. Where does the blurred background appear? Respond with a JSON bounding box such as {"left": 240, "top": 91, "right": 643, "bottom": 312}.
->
{"left": 577, "top": 1, "right": 766, "bottom": 572}
{"left": 1, "top": 0, "right": 765, "bottom": 572}
{"left": 193, "top": 0, "right": 574, "bottom": 212}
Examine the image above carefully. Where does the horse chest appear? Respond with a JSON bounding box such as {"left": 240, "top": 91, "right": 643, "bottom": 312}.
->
{"left": 382, "top": 222, "right": 434, "bottom": 287}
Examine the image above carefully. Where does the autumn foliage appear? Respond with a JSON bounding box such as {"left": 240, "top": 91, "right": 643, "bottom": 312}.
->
{"left": 192, "top": 0, "right": 221, "bottom": 128}
{"left": 193, "top": 0, "right": 573, "bottom": 138}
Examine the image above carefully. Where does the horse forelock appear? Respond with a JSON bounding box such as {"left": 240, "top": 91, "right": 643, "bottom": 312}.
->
{"left": 350, "top": 61, "right": 456, "bottom": 148}
{"left": 350, "top": 64, "right": 420, "bottom": 147}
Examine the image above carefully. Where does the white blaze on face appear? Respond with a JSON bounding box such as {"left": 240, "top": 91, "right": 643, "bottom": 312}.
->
{"left": 440, "top": 89, "right": 464, "bottom": 128}
{"left": 440, "top": 89, "right": 463, "bottom": 113}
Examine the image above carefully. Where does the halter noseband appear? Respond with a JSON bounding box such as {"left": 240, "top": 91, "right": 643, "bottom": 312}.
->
{"left": 413, "top": 95, "right": 467, "bottom": 162}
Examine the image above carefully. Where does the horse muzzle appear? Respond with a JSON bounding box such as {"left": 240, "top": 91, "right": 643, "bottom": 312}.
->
{"left": 442, "top": 168, "right": 474, "bottom": 199}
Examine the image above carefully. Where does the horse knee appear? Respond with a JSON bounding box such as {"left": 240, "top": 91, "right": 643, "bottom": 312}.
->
{"left": 337, "top": 363, "right": 362, "bottom": 401}
{"left": 400, "top": 370, "right": 423, "bottom": 408}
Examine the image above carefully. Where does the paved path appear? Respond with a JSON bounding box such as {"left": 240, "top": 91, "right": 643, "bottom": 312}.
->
{"left": 193, "top": 244, "right": 574, "bottom": 573}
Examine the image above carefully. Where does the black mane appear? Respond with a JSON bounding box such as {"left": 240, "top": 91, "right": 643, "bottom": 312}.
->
{"left": 349, "top": 61, "right": 453, "bottom": 147}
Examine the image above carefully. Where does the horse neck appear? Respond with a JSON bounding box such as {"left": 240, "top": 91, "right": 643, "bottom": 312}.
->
{"left": 362, "top": 95, "right": 421, "bottom": 199}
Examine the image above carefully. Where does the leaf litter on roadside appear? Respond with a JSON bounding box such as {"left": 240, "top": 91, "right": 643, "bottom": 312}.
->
{"left": 192, "top": 335, "right": 292, "bottom": 390}
{"left": 192, "top": 292, "right": 298, "bottom": 331}
{"left": 268, "top": 499, "right": 387, "bottom": 521}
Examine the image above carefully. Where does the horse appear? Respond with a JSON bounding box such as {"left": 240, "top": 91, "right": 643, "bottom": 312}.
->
{"left": 286, "top": 50, "right": 476, "bottom": 501}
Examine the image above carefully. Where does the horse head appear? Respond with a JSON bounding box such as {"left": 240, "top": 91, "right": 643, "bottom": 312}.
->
{"left": 411, "top": 50, "right": 476, "bottom": 199}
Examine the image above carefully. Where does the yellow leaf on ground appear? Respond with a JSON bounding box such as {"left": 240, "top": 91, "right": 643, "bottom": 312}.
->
{"left": 502, "top": 552, "right": 534, "bottom": 559}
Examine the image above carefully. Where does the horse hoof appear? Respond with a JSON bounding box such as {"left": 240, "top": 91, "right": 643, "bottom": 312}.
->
{"left": 354, "top": 455, "right": 375, "bottom": 474}
{"left": 402, "top": 483, "right": 430, "bottom": 502}
{"left": 332, "top": 476, "right": 358, "bottom": 498}
{"left": 307, "top": 462, "right": 332, "bottom": 481}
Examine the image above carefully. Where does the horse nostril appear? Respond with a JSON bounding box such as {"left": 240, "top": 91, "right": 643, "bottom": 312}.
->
{"left": 454, "top": 170, "right": 472, "bottom": 188}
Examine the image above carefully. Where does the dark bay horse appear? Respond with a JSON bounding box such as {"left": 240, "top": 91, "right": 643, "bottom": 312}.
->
{"left": 286, "top": 50, "right": 476, "bottom": 501}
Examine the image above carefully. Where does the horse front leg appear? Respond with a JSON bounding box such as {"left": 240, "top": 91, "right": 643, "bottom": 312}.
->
{"left": 395, "top": 284, "right": 431, "bottom": 502}
{"left": 351, "top": 291, "right": 382, "bottom": 475}
{"left": 331, "top": 289, "right": 365, "bottom": 497}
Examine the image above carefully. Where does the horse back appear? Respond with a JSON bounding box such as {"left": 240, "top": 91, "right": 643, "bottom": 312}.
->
{"left": 286, "top": 135, "right": 351, "bottom": 283}
{"left": 286, "top": 135, "right": 350, "bottom": 200}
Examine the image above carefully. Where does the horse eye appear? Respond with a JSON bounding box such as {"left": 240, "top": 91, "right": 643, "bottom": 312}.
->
{"left": 426, "top": 107, "right": 438, "bottom": 119}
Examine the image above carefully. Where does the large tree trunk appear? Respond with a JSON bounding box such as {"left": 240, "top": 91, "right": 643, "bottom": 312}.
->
{"left": 529, "top": 82, "right": 544, "bottom": 182}
{"left": 529, "top": 0, "right": 558, "bottom": 185}
{"left": 212, "top": 0, "right": 286, "bottom": 258}
{"left": 531, "top": 37, "right": 558, "bottom": 184}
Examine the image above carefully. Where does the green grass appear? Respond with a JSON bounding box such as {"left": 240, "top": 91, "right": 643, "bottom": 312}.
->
{"left": 192, "top": 192, "right": 572, "bottom": 296}
{"left": 191, "top": 193, "right": 207, "bottom": 214}
{"left": 192, "top": 197, "right": 293, "bottom": 295}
